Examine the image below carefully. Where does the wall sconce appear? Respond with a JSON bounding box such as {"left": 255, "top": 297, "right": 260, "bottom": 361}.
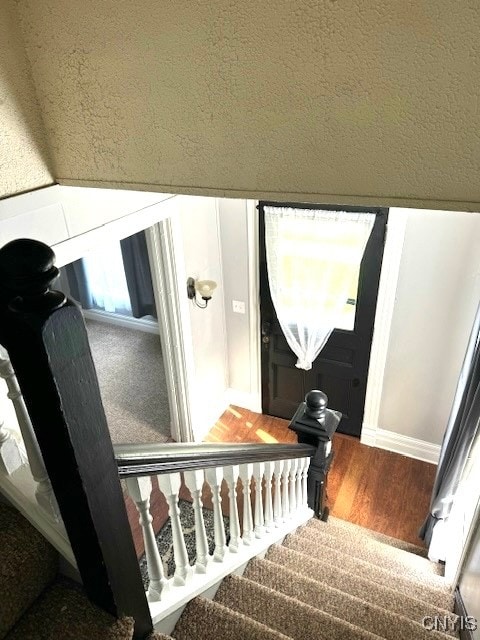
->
{"left": 187, "top": 277, "right": 217, "bottom": 308}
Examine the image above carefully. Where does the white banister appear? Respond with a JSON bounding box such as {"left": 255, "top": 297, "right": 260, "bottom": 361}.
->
{"left": 273, "top": 460, "right": 283, "bottom": 526}
{"left": 183, "top": 470, "right": 209, "bottom": 573}
{"left": 0, "top": 350, "right": 60, "bottom": 521}
{"left": 0, "top": 413, "right": 22, "bottom": 475}
{"left": 289, "top": 458, "right": 298, "bottom": 514}
{"left": 126, "top": 476, "right": 168, "bottom": 601}
{"left": 239, "top": 463, "right": 254, "bottom": 545}
{"left": 295, "top": 457, "right": 304, "bottom": 510}
{"left": 263, "top": 461, "right": 274, "bottom": 532}
{"left": 223, "top": 464, "right": 241, "bottom": 552}
{"left": 204, "top": 467, "right": 227, "bottom": 562}
{"left": 252, "top": 461, "right": 265, "bottom": 538}
{"left": 144, "top": 456, "right": 314, "bottom": 630}
{"left": 157, "top": 473, "right": 192, "bottom": 586}
{"left": 281, "top": 458, "right": 291, "bottom": 520}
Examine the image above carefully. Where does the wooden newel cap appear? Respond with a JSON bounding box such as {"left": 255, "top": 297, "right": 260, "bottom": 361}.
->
{"left": 0, "top": 239, "right": 65, "bottom": 311}
{"left": 304, "top": 390, "right": 328, "bottom": 420}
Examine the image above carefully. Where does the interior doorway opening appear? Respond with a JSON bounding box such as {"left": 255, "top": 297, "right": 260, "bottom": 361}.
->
{"left": 57, "top": 229, "right": 172, "bottom": 445}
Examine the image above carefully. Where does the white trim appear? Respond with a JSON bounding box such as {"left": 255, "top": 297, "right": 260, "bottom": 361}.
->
{"left": 82, "top": 309, "right": 159, "bottom": 334}
{"left": 146, "top": 215, "right": 195, "bottom": 443}
{"left": 361, "top": 208, "right": 408, "bottom": 445}
{"left": 246, "top": 200, "right": 262, "bottom": 410}
{"left": 215, "top": 199, "right": 230, "bottom": 395}
{"left": 52, "top": 197, "right": 175, "bottom": 267}
{"left": 362, "top": 425, "right": 440, "bottom": 464}
{"left": 225, "top": 388, "right": 262, "bottom": 413}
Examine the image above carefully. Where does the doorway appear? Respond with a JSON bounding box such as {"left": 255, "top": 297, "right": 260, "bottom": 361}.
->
{"left": 56, "top": 229, "right": 171, "bottom": 444}
{"left": 259, "top": 202, "right": 388, "bottom": 437}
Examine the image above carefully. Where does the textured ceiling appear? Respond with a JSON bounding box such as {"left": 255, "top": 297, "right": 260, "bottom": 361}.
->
{"left": 0, "top": 0, "right": 53, "bottom": 199}
{"left": 16, "top": 0, "right": 480, "bottom": 209}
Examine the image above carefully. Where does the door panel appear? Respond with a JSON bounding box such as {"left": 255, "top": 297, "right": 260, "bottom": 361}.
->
{"left": 260, "top": 202, "right": 388, "bottom": 437}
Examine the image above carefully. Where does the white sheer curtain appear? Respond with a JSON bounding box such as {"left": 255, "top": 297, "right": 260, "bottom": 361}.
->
{"left": 265, "top": 207, "right": 375, "bottom": 370}
{"left": 83, "top": 241, "right": 132, "bottom": 315}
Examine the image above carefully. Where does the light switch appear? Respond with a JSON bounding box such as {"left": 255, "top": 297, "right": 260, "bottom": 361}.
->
{"left": 232, "top": 300, "right": 246, "bottom": 314}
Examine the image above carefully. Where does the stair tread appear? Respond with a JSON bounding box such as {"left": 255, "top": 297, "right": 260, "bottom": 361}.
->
{"left": 270, "top": 542, "right": 454, "bottom": 611}
{"left": 265, "top": 544, "right": 455, "bottom": 620}
{"left": 173, "top": 596, "right": 294, "bottom": 640}
{"left": 4, "top": 578, "right": 134, "bottom": 640}
{"left": 0, "top": 502, "right": 58, "bottom": 638}
{"left": 215, "top": 574, "right": 388, "bottom": 640}
{"left": 290, "top": 525, "right": 446, "bottom": 585}
{"left": 244, "top": 557, "right": 457, "bottom": 640}
{"left": 310, "top": 516, "right": 428, "bottom": 557}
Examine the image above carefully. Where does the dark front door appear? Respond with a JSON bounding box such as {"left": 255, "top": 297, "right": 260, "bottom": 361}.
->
{"left": 260, "top": 202, "right": 388, "bottom": 437}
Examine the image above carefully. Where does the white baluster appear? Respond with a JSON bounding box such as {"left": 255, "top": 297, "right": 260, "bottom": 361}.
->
{"left": 204, "top": 467, "right": 227, "bottom": 562}
{"left": 252, "top": 462, "right": 265, "bottom": 538}
{"left": 126, "top": 476, "right": 168, "bottom": 601}
{"left": 281, "top": 459, "right": 291, "bottom": 520}
{"left": 157, "top": 472, "right": 192, "bottom": 585}
{"left": 295, "top": 458, "right": 304, "bottom": 511}
{"left": 273, "top": 460, "right": 283, "bottom": 526}
{"left": 223, "top": 465, "right": 241, "bottom": 552}
{"left": 239, "top": 463, "right": 254, "bottom": 545}
{"left": 289, "top": 458, "right": 298, "bottom": 514}
{"left": 0, "top": 413, "right": 22, "bottom": 475}
{"left": 263, "top": 461, "right": 274, "bottom": 532}
{"left": 183, "top": 470, "right": 209, "bottom": 573}
{"left": 302, "top": 456, "right": 311, "bottom": 509}
{"left": 0, "top": 350, "right": 60, "bottom": 521}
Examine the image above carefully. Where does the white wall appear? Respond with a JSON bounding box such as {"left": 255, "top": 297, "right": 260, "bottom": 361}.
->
{"left": 177, "top": 196, "right": 228, "bottom": 440}
{"left": 218, "top": 199, "right": 260, "bottom": 410}
{"left": 379, "top": 209, "right": 480, "bottom": 446}
{"left": 218, "top": 200, "right": 480, "bottom": 458}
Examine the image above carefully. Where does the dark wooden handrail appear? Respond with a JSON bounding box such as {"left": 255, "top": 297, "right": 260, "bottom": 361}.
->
{"left": 115, "top": 442, "right": 316, "bottom": 478}
{"left": 0, "top": 239, "right": 152, "bottom": 639}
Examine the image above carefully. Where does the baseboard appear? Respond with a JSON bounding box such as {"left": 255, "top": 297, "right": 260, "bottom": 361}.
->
{"left": 82, "top": 308, "right": 159, "bottom": 334}
{"left": 361, "top": 424, "right": 440, "bottom": 464}
{"left": 455, "top": 587, "right": 476, "bottom": 640}
{"left": 225, "top": 388, "right": 262, "bottom": 413}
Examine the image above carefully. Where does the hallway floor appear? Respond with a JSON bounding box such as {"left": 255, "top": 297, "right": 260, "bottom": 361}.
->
{"left": 205, "top": 406, "right": 437, "bottom": 547}
{"left": 86, "top": 319, "right": 171, "bottom": 444}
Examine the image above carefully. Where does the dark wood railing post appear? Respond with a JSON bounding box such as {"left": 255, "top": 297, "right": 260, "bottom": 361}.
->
{"left": 289, "top": 390, "right": 342, "bottom": 520}
{"left": 0, "top": 239, "right": 152, "bottom": 639}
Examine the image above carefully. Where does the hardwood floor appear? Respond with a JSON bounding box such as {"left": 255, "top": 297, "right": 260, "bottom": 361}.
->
{"left": 206, "top": 406, "right": 437, "bottom": 547}
{"left": 125, "top": 405, "right": 437, "bottom": 556}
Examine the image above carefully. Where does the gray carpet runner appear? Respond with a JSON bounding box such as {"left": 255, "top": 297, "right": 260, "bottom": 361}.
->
{"left": 1, "top": 498, "right": 456, "bottom": 640}
{"left": 0, "top": 502, "right": 134, "bottom": 639}
{"left": 172, "top": 515, "right": 457, "bottom": 640}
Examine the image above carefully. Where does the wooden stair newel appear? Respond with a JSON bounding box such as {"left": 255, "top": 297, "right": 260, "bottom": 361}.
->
{"left": 0, "top": 239, "right": 152, "bottom": 639}
{"left": 289, "top": 390, "right": 341, "bottom": 520}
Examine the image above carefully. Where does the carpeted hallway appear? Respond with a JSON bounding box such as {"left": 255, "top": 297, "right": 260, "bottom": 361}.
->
{"left": 85, "top": 319, "right": 171, "bottom": 445}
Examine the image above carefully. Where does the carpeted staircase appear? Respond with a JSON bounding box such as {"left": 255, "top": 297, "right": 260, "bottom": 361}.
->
{"left": 0, "top": 500, "right": 457, "bottom": 640}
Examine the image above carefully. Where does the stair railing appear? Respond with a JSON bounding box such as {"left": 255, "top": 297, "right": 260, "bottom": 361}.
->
{"left": 0, "top": 239, "right": 333, "bottom": 639}
{"left": 115, "top": 441, "right": 315, "bottom": 628}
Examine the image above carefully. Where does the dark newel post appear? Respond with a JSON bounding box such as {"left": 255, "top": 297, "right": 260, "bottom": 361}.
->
{"left": 289, "top": 390, "right": 341, "bottom": 520}
{"left": 0, "top": 239, "right": 152, "bottom": 639}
